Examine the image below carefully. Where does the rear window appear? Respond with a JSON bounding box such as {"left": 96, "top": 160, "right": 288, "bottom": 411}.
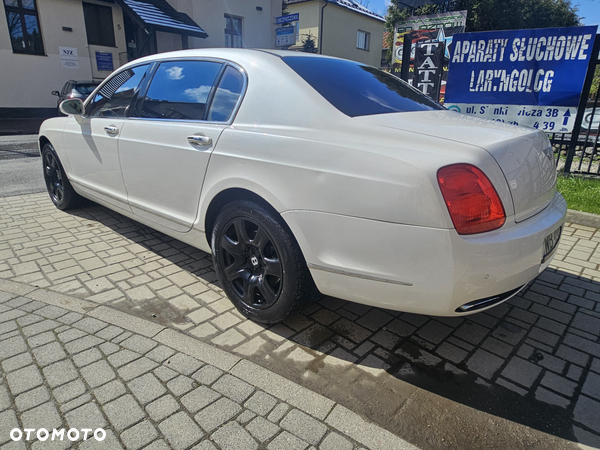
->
{"left": 282, "top": 56, "right": 443, "bottom": 117}
{"left": 73, "top": 84, "right": 98, "bottom": 95}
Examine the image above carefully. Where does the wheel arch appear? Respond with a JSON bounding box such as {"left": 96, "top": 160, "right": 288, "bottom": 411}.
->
{"left": 38, "top": 135, "right": 51, "bottom": 157}
{"left": 204, "top": 188, "right": 287, "bottom": 249}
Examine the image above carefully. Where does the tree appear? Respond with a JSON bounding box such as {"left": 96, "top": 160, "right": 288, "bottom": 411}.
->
{"left": 384, "top": 0, "right": 580, "bottom": 35}
{"left": 454, "top": 0, "right": 581, "bottom": 32}
{"left": 301, "top": 32, "right": 318, "bottom": 53}
{"left": 591, "top": 66, "right": 600, "bottom": 100}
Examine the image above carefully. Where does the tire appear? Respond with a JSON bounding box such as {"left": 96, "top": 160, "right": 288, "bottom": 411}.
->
{"left": 42, "top": 143, "right": 84, "bottom": 210}
{"left": 211, "top": 199, "right": 318, "bottom": 324}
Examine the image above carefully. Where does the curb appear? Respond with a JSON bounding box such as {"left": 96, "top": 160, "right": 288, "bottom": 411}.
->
{"left": 566, "top": 209, "right": 600, "bottom": 229}
{"left": 0, "top": 277, "right": 418, "bottom": 450}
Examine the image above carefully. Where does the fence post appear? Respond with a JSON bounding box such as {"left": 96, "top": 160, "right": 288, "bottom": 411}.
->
{"left": 563, "top": 34, "right": 600, "bottom": 174}
{"left": 400, "top": 31, "right": 413, "bottom": 82}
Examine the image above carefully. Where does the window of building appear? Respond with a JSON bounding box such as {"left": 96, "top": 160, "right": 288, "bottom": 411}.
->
{"left": 140, "top": 60, "right": 223, "bottom": 121}
{"left": 357, "top": 30, "right": 370, "bottom": 51}
{"left": 224, "top": 15, "right": 242, "bottom": 48}
{"left": 83, "top": 2, "right": 115, "bottom": 47}
{"left": 3, "top": 0, "right": 44, "bottom": 55}
{"left": 86, "top": 64, "right": 150, "bottom": 117}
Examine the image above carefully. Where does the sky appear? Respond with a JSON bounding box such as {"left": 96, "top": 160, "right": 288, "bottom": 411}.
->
{"left": 367, "top": 0, "right": 600, "bottom": 27}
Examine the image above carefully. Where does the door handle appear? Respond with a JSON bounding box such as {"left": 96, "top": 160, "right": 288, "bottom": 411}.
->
{"left": 187, "top": 135, "right": 212, "bottom": 146}
{"left": 104, "top": 126, "right": 119, "bottom": 135}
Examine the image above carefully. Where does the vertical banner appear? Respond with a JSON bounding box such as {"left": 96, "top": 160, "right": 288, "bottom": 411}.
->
{"left": 414, "top": 41, "right": 445, "bottom": 100}
{"left": 445, "top": 26, "right": 598, "bottom": 132}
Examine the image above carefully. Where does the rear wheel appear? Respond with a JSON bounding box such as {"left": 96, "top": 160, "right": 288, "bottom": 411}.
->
{"left": 42, "top": 143, "right": 84, "bottom": 210}
{"left": 212, "top": 199, "right": 317, "bottom": 324}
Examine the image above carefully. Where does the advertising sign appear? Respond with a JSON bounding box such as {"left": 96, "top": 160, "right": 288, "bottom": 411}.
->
{"left": 394, "top": 11, "right": 467, "bottom": 63}
{"left": 276, "top": 27, "right": 295, "bottom": 47}
{"left": 59, "top": 46, "right": 79, "bottom": 70}
{"left": 396, "top": 11, "right": 467, "bottom": 33}
{"left": 445, "top": 26, "right": 598, "bottom": 132}
{"left": 95, "top": 52, "right": 113, "bottom": 72}
{"left": 276, "top": 13, "right": 299, "bottom": 25}
{"left": 414, "top": 41, "right": 445, "bottom": 99}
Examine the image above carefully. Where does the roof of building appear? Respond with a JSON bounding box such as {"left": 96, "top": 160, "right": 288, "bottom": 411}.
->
{"left": 286, "top": 0, "right": 385, "bottom": 22}
{"left": 117, "top": 0, "right": 208, "bottom": 38}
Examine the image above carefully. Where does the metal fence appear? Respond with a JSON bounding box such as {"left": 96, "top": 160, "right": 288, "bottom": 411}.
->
{"left": 548, "top": 34, "right": 600, "bottom": 176}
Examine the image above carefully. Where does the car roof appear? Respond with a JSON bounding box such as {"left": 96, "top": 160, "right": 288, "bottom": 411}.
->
{"left": 120, "top": 48, "right": 349, "bottom": 71}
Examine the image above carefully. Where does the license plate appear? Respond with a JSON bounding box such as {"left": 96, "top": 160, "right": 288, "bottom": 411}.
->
{"left": 542, "top": 226, "right": 562, "bottom": 263}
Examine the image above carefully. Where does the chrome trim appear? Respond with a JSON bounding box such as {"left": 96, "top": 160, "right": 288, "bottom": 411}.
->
{"left": 307, "top": 263, "right": 413, "bottom": 286}
{"left": 82, "top": 58, "right": 248, "bottom": 126}
{"left": 455, "top": 284, "right": 526, "bottom": 313}
{"left": 128, "top": 201, "right": 191, "bottom": 229}
{"left": 128, "top": 117, "right": 231, "bottom": 126}
{"left": 187, "top": 135, "right": 212, "bottom": 145}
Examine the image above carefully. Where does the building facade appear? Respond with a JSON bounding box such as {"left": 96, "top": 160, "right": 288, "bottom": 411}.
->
{"left": 285, "top": 0, "right": 384, "bottom": 67}
{"left": 0, "top": 0, "right": 281, "bottom": 132}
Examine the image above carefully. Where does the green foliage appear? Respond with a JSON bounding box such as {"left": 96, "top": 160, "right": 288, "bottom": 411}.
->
{"left": 282, "top": 0, "right": 289, "bottom": 16}
{"left": 302, "top": 32, "right": 318, "bottom": 53}
{"left": 557, "top": 175, "right": 600, "bottom": 215}
{"left": 591, "top": 66, "right": 600, "bottom": 100}
{"left": 385, "top": 0, "right": 581, "bottom": 35}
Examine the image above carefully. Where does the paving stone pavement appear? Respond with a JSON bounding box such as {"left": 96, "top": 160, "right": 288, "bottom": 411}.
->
{"left": 0, "top": 288, "right": 416, "bottom": 450}
{"left": 1, "top": 193, "right": 600, "bottom": 449}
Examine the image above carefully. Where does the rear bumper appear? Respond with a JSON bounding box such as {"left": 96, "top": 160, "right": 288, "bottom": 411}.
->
{"left": 282, "top": 191, "right": 566, "bottom": 316}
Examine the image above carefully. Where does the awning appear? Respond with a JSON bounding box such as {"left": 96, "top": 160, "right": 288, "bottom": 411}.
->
{"left": 117, "top": 0, "right": 208, "bottom": 38}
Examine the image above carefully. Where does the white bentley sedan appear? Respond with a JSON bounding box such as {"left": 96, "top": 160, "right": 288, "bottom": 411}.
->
{"left": 39, "top": 48, "right": 566, "bottom": 324}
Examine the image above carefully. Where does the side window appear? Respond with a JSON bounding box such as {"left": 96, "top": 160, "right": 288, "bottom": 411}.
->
{"left": 140, "top": 61, "right": 222, "bottom": 121}
{"left": 61, "top": 82, "right": 71, "bottom": 97}
{"left": 207, "top": 66, "right": 244, "bottom": 122}
{"left": 86, "top": 64, "right": 149, "bottom": 118}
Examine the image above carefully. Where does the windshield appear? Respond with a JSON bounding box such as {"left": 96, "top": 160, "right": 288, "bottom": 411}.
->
{"left": 282, "top": 56, "right": 443, "bottom": 118}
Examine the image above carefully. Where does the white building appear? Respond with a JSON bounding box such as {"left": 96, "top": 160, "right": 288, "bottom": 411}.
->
{"left": 0, "top": 0, "right": 281, "bottom": 132}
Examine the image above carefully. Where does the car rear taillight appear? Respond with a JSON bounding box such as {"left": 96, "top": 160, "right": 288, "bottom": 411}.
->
{"left": 437, "top": 164, "right": 505, "bottom": 235}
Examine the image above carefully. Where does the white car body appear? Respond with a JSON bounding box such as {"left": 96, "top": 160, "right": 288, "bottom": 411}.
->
{"left": 39, "top": 48, "right": 566, "bottom": 318}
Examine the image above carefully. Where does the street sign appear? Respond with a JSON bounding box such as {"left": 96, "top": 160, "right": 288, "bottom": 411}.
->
{"left": 276, "top": 13, "right": 299, "bottom": 25}
{"left": 276, "top": 27, "right": 295, "bottom": 47}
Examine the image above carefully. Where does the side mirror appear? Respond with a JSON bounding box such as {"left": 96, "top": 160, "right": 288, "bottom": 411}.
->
{"left": 59, "top": 98, "right": 84, "bottom": 116}
{"left": 51, "top": 90, "right": 60, "bottom": 96}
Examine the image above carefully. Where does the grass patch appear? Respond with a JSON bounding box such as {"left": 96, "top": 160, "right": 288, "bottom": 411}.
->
{"left": 556, "top": 175, "right": 600, "bottom": 215}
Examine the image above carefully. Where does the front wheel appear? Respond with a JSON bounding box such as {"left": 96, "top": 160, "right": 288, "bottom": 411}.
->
{"left": 41, "top": 143, "right": 84, "bottom": 210}
{"left": 211, "top": 199, "right": 317, "bottom": 324}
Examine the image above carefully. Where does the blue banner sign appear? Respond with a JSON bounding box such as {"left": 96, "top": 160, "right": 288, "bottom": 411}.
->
{"left": 446, "top": 26, "right": 597, "bottom": 107}
{"left": 276, "top": 13, "right": 299, "bottom": 25}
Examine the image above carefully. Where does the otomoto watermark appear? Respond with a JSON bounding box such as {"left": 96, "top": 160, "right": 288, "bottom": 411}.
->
{"left": 10, "top": 428, "right": 107, "bottom": 442}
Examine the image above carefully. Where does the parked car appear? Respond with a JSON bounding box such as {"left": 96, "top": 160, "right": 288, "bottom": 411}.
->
{"left": 51, "top": 80, "right": 99, "bottom": 113}
{"left": 38, "top": 49, "right": 566, "bottom": 324}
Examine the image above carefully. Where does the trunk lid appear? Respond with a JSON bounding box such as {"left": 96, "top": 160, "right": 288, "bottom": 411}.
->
{"left": 356, "top": 110, "right": 557, "bottom": 223}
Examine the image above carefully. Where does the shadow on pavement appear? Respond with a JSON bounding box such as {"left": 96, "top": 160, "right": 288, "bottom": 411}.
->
{"left": 50, "top": 205, "right": 600, "bottom": 449}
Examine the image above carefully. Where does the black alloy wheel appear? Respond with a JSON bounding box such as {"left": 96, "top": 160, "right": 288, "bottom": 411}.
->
{"left": 43, "top": 150, "right": 65, "bottom": 205}
{"left": 212, "top": 199, "right": 318, "bottom": 324}
{"left": 218, "top": 217, "right": 283, "bottom": 308}
{"left": 41, "top": 143, "right": 84, "bottom": 210}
